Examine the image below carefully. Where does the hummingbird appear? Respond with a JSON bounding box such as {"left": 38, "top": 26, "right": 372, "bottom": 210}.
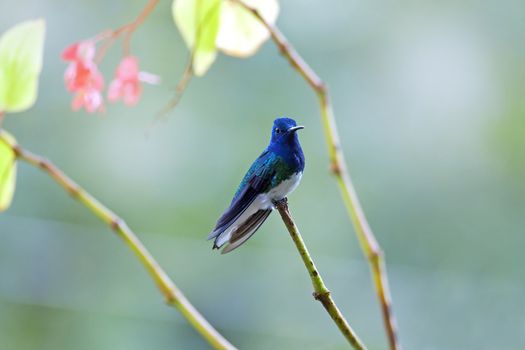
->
{"left": 208, "top": 117, "right": 305, "bottom": 254}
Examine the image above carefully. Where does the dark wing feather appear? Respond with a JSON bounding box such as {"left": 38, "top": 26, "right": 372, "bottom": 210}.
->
{"left": 209, "top": 184, "right": 257, "bottom": 238}
{"left": 221, "top": 209, "right": 272, "bottom": 254}
{"left": 207, "top": 150, "right": 277, "bottom": 241}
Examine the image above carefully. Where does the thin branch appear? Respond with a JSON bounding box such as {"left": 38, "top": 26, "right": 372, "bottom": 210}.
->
{"left": 95, "top": 0, "right": 159, "bottom": 63}
{"left": 122, "top": 0, "right": 159, "bottom": 55}
{"left": 150, "top": 53, "right": 194, "bottom": 130}
{"left": 239, "top": 3, "right": 400, "bottom": 349}
{"left": 0, "top": 129, "right": 236, "bottom": 350}
{"left": 274, "top": 198, "right": 366, "bottom": 350}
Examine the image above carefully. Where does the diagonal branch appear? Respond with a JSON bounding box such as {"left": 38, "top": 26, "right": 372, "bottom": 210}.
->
{"left": 274, "top": 198, "right": 366, "bottom": 350}
{"left": 239, "top": 3, "right": 400, "bottom": 349}
{"left": 95, "top": 0, "right": 160, "bottom": 63}
{"left": 0, "top": 129, "right": 236, "bottom": 350}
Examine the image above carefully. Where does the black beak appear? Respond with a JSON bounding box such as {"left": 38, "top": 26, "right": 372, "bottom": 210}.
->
{"left": 287, "top": 125, "right": 304, "bottom": 132}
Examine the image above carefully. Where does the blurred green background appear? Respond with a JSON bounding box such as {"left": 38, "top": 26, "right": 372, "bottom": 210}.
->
{"left": 1, "top": 0, "right": 525, "bottom": 349}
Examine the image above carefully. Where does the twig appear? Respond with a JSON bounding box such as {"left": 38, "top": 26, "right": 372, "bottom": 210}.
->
{"left": 95, "top": 0, "right": 159, "bottom": 62}
{"left": 0, "top": 129, "right": 236, "bottom": 350}
{"left": 239, "top": 3, "right": 400, "bottom": 349}
{"left": 274, "top": 198, "right": 366, "bottom": 350}
{"left": 150, "top": 53, "right": 194, "bottom": 130}
{"left": 122, "top": 0, "right": 159, "bottom": 55}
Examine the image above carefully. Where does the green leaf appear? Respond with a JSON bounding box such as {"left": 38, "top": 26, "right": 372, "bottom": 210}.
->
{"left": 216, "top": 0, "right": 279, "bottom": 57}
{"left": 172, "top": 0, "right": 222, "bottom": 76}
{"left": 0, "top": 131, "right": 17, "bottom": 211}
{"left": 0, "top": 19, "right": 46, "bottom": 113}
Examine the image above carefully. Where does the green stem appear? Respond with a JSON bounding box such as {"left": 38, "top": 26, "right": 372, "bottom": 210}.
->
{"left": 238, "top": 3, "right": 400, "bottom": 349}
{"left": 0, "top": 130, "right": 236, "bottom": 350}
{"left": 274, "top": 199, "right": 366, "bottom": 350}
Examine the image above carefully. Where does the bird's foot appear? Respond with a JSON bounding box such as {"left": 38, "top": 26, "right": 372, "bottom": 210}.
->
{"left": 272, "top": 197, "right": 288, "bottom": 208}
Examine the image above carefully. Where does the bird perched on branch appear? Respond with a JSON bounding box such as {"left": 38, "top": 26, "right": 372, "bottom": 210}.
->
{"left": 208, "top": 117, "right": 305, "bottom": 253}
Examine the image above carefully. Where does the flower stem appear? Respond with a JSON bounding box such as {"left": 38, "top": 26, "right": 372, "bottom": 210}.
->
{"left": 95, "top": 0, "right": 160, "bottom": 63}
{"left": 274, "top": 199, "right": 366, "bottom": 350}
{"left": 239, "top": 3, "right": 401, "bottom": 349}
{"left": 0, "top": 129, "right": 236, "bottom": 350}
{"left": 122, "top": 0, "right": 159, "bottom": 55}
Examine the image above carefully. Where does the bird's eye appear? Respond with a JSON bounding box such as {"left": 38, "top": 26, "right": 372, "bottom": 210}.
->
{"left": 275, "top": 128, "right": 281, "bottom": 134}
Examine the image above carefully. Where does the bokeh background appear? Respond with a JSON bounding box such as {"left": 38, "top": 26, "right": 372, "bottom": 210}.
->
{"left": 1, "top": 0, "right": 525, "bottom": 349}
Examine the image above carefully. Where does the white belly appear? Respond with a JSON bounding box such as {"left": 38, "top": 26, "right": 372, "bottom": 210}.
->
{"left": 265, "top": 172, "right": 303, "bottom": 203}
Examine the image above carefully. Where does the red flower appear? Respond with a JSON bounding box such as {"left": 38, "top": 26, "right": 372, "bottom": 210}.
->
{"left": 62, "top": 41, "right": 104, "bottom": 113}
{"left": 108, "top": 56, "right": 159, "bottom": 106}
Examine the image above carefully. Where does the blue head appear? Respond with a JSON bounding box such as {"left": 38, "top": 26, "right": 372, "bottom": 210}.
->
{"left": 269, "top": 117, "right": 304, "bottom": 147}
{"left": 268, "top": 118, "right": 305, "bottom": 172}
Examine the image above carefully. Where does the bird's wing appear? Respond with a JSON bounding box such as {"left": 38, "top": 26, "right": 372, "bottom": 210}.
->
{"left": 207, "top": 150, "right": 278, "bottom": 240}
{"left": 221, "top": 209, "right": 272, "bottom": 254}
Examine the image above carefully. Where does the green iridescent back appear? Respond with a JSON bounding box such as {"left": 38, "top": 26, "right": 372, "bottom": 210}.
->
{"left": 232, "top": 151, "right": 295, "bottom": 202}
